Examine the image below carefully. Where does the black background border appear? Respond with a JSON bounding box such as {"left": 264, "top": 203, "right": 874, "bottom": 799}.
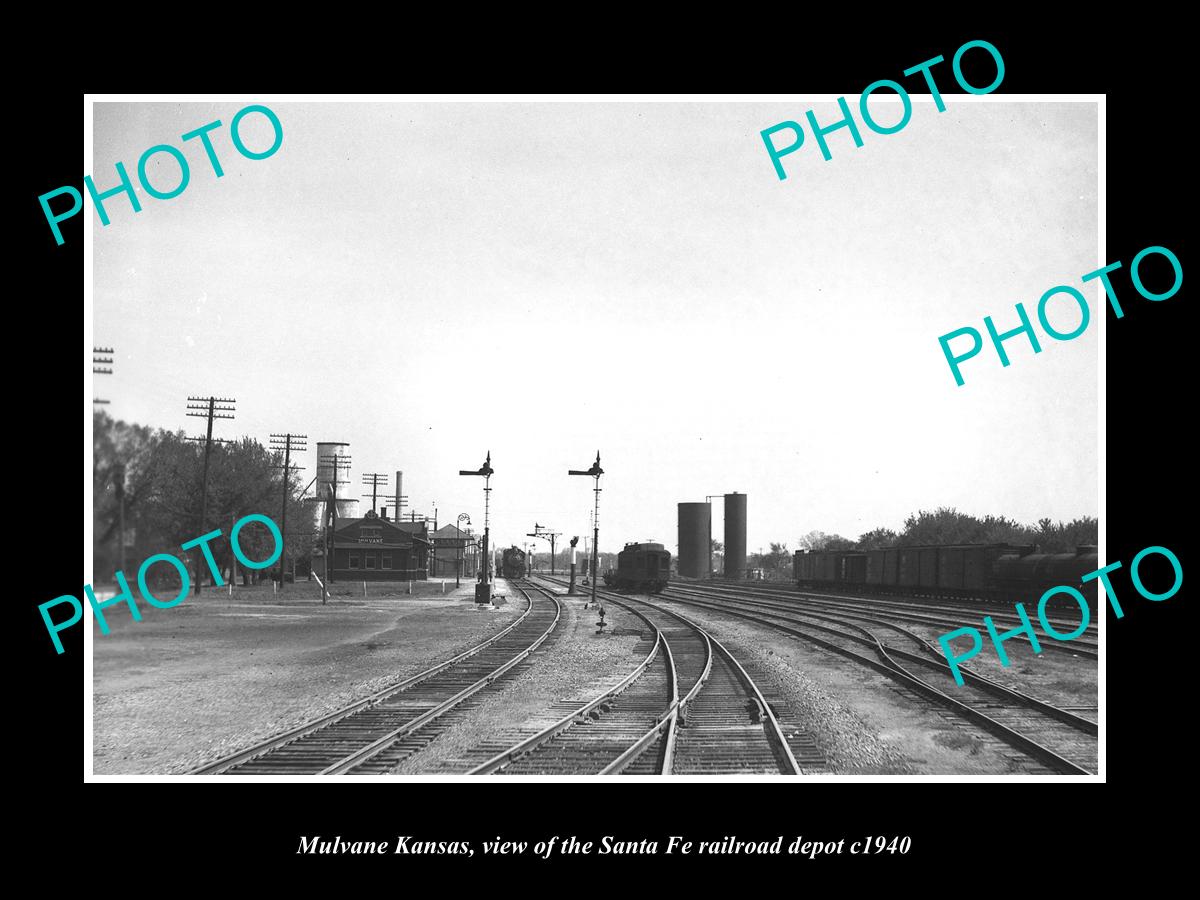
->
{"left": 25, "top": 22, "right": 1188, "bottom": 879}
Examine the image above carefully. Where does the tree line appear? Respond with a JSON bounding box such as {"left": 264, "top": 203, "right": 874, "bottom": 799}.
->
{"left": 93, "top": 411, "right": 313, "bottom": 585}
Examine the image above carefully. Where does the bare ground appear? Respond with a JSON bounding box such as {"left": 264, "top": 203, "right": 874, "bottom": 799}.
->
{"left": 92, "top": 579, "right": 523, "bottom": 774}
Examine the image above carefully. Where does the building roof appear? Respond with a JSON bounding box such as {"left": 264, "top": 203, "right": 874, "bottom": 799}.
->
{"left": 332, "top": 511, "right": 430, "bottom": 547}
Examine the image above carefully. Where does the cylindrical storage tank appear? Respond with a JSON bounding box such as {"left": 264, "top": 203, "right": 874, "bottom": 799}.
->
{"left": 315, "top": 441, "right": 351, "bottom": 497}
{"left": 677, "top": 502, "right": 711, "bottom": 579}
{"left": 303, "top": 497, "right": 324, "bottom": 530}
{"left": 723, "top": 492, "right": 747, "bottom": 580}
{"left": 335, "top": 498, "right": 360, "bottom": 520}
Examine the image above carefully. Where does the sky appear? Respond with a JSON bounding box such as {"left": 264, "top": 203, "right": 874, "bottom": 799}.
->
{"left": 91, "top": 100, "right": 1099, "bottom": 556}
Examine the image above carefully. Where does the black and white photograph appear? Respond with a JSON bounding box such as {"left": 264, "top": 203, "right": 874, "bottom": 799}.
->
{"left": 83, "top": 95, "right": 1105, "bottom": 780}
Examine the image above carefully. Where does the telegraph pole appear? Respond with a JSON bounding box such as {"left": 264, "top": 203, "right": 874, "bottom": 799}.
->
{"left": 93, "top": 347, "right": 113, "bottom": 405}
{"left": 527, "top": 523, "right": 561, "bottom": 575}
{"left": 186, "top": 396, "right": 236, "bottom": 594}
{"left": 569, "top": 452, "right": 604, "bottom": 608}
{"left": 319, "top": 451, "right": 352, "bottom": 584}
{"left": 115, "top": 462, "right": 127, "bottom": 574}
{"left": 269, "top": 433, "right": 308, "bottom": 590}
{"left": 361, "top": 472, "right": 389, "bottom": 513}
{"left": 94, "top": 348, "right": 123, "bottom": 569}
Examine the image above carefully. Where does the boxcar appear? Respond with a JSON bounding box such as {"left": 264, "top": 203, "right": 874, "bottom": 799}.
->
{"left": 794, "top": 550, "right": 815, "bottom": 583}
{"left": 839, "top": 552, "right": 867, "bottom": 584}
{"left": 898, "top": 548, "right": 920, "bottom": 587}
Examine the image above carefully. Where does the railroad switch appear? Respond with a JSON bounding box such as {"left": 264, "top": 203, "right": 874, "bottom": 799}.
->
{"left": 596, "top": 606, "right": 608, "bottom": 634}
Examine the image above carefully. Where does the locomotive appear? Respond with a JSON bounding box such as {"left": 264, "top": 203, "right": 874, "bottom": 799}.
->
{"left": 604, "top": 542, "right": 671, "bottom": 593}
{"left": 500, "top": 546, "right": 527, "bottom": 579}
{"left": 794, "top": 543, "right": 1099, "bottom": 603}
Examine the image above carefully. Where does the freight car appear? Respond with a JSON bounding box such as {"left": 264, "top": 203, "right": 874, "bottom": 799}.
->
{"left": 794, "top": 543, "right": 1099, "bottom": 603}
{"left": 500, "top": 546, "right": 527, "bottom": 579}
{"left": 605, "top": 542, "right": 671, "bottom": 593}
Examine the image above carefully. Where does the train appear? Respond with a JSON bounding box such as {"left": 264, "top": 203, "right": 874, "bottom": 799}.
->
{"left": 794, "top": 543, "right": 1099, "bottom": 602}
{"left": 500, "top": 546, "right": 527, "bottom": 579}
{"left": 604, "top": 542, "right": 671, "bottom": 593}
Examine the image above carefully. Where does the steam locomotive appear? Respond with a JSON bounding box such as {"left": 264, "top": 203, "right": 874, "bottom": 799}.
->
{"left": 604, "top": 542, "right": 671, "bottom": 593}
{"left": 501, "top": 546, "right": 527, "bottom": 579}
{"left": 794, "top": 543, "right": 1099, "bottom": 602}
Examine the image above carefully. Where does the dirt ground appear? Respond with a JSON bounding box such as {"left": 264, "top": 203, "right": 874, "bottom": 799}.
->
{"left": 92, "top": 579, "right": 524, "bottom": 774}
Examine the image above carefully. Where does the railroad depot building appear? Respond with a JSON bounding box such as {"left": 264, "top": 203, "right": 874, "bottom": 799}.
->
{"left": 430, "top": 524, "right": 479, "bottom": 578}
{"left": 323, "top": 509, "right": 431, "bottom": 580}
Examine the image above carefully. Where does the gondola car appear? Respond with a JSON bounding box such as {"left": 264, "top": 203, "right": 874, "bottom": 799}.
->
{"left": 605, "top": 542, "right": 671, "bottom": 593}
{"left": 500, "top": 546, "right": 527, "bottom": 579}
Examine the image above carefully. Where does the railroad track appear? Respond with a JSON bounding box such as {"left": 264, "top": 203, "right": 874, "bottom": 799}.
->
{"left": 658, "top": 582, "right": 1096, "bottom": 774}
{"left": 461, "top": 595, "right": 677, "bottom": 775}
{"left": 686, "top": 580, "right": 1098, "bottom": 656}
{"left": 497, "top": 576, "right": 816, "bottom": 775}
{"left": 190, "top": 582, "right": 560, "bottom": 775}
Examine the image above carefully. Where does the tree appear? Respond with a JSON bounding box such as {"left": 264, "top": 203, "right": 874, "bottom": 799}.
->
{"left": 799, "top": 530, "right": 853, "bottom": 551}
{"left": 856, "top": 527, "right": 898, "bottom": 549}
{"left": 709, "top": 539, "right": 724, "bottom": 575}
{"left": 764, "top": 542, "right": 790, "bottom": 574}
{"left": 93, "top": 413, "right": 315, "bottom": 586}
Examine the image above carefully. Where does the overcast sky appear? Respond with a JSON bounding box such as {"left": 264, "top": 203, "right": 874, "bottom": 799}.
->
{"left": 92, "top": 100, "right": 1098, "bottom": 555}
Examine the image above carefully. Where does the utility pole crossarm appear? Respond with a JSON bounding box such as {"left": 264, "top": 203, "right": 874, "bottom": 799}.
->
{"left": 361, "top": 472, "right": 389, "bottom": 513}
{"left": 93, "top": 346, "right": 115, "bottom": 403}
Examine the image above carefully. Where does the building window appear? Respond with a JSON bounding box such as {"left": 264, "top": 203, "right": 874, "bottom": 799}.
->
{"left": 382, "top": 553, "right": 392, "bottom": 570}
{"left": 366, "top": 554, "right": 376, "bottom": 569}
{"left": 361, "top": 526, "right": 382, "bottom": 541}
{"left": 349, "top": 553, "right": 360, "bottom": 569}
